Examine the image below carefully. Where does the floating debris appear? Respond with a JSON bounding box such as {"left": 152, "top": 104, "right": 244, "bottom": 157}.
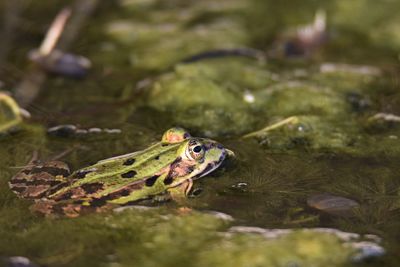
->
{"left": 47, "top": 124, "right": 121, "bottom": 137}
{"left": 28, "top": 8, "right": 91, "bottom": 78}
{"left": 307, "top": 193, "right": 360, "bottom": 217}
{"left": 180, "top": 48, "right": 266, "bottom": 63}
{"left": 0, "top": 92, "right": 23, "bottom": 134}
{"left": 29, "top": 49, "right": 91, "bottom": 79}
{"left": 270, "top": 10, "right": 328, "bottom": 58}
{"left": 242, "top": 116, "right": 300, "bottom": 139}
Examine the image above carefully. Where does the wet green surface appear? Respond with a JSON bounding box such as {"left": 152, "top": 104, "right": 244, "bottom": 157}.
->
{"left": 1, "top": 0, "right": 400, "bottom": 266}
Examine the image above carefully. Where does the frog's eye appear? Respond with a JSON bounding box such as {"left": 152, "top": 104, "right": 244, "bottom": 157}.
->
{"left": 186, "top": 140, "right": 205, "bottom": 161}
{"left": 162, "top": 127, "right": 191, "bottom": 144}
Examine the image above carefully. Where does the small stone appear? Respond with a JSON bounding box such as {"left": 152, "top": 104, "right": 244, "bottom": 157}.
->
{"left": 350, "top": 241, "right": 386, "bottom": 262}
{"left": 369, "top": 113, "right": 400, "bottom": 123}
{"left": 243, "top": 91, "right": 255, "bottom": 103}
{"left": 6, "top": 257, "right": 38, "bottom": 267}
{"left": 104, "top": 128, "right": 122, "bottom": 134}
{"left": 47, "top": 124, "right": 77, "bottom": 137}
{"left": 88, "top": 128, "right": 102, "bottom": 133}
{"left": 319, "top": 63, "right": 381, "bottom": 76}
{"left": 29, "top": 49, "right": 91, "bottom": 79}
{"left": 75, "top": 129, "right": 88, "bottom": 135}
{"left": 113, "top": 205, "right": 157, "bottom": 213}
{"left": 231, "top": 182, "right": 248, "bottom": 192}
{"left": 307, "top": 193, "right": 360, "bottom": 217}
{"left": 205, "top": 211, "right": 234, "bottom": 221}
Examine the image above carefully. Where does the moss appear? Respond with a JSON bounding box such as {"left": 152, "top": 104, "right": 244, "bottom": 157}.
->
{"left": 310, "top": 65, "right": 381, "bottom": 95}
{"left": 199, "top": 231, "right": 352, "bottom": 267}
{"left": 254, "top": 83, "right": 350, "bottom": 118}
{"left": 244, "top": 115, "right": 359, "bottom": 152}
{"left": 105, "top": 0, "right": 250, "bottom": 71}
{"left": 0, "top": 205, "right": 361, "bottom": 267}
{"left": 145, "top": 59, "right": 277, "bottom": 136}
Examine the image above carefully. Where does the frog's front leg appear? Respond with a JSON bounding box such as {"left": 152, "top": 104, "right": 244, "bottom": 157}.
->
{"left": 9, "top": 158, "right": 71, "bottom": 199}
{"left": 150, "top": 179, "right": 194, "bottom": 203}
{"left": 166, "top": 178, "right": 193, "bottom": 203}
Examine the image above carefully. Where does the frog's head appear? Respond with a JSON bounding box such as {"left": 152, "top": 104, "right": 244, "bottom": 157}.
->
{"left": 160, "top": 128, "right": 232, "bottom": 187}
{"left": 173, "top": 137, "right": 229, "bottom": 181}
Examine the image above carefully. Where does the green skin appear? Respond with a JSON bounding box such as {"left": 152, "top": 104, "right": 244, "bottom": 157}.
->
{"left": 9, "top": 128, "right": 229, "bottom": 216}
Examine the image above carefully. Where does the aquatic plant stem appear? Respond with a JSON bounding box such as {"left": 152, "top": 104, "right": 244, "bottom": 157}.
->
{"left": 242, "top": 116, "right": 299, "bottom": 138}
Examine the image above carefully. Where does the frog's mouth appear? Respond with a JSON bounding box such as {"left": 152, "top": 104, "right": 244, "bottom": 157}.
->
{"left": 194, "top": 149, "right": 229, "bottom": 180}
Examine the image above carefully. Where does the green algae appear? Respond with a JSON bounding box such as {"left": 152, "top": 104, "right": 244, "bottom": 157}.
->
{"left": 199, "top": 230, "right": 352, "bottom": 267}
{"left": 0, "top": 204, "right": 360, "bottom": 267}
{"left": 105, "top": 0, "right": 249, "bottom": 71}
{"left": 253, "top": 82, "right": 350, "bottom": 117}
{"left": 145, "top": 59, "right": 276, "bottom": 136}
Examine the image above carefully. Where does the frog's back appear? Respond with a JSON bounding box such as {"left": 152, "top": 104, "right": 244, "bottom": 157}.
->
{"left": 9, "top": 160, "right": 71, "bottom": 199}
{"left": 47, "top": 142, "right": 182, "bottom": 201}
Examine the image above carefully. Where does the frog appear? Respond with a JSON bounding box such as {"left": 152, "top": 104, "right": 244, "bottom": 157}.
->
{"left": 9, "top": 127, "right": 232, "bottom": 217}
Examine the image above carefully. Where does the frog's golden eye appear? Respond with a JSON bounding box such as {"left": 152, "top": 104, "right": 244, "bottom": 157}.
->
{"left": 162, "top": 127, "right": 191, "bottom": 144}
{"left": 186, "top": 140, "right": 205, "bottom": 161}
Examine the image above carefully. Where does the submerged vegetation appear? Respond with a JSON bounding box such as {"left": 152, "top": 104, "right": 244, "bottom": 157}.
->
{"left": 1, "top": 0, "right": 400, "bottom": 266}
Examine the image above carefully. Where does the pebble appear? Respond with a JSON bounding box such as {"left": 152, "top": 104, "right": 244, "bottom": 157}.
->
{"left": 227, "top": 226, "right": 385, "bottom": 262}
{"left": 29, "top": 49, "right": 91, "bottom": 79}
{"left": 205, "top": 211, "right": 234, "bottom": 221}
{"left": 47, "top": 124, "right": 77, "bottom": 137}
{"left": 104, "top": 128, "right": 122, "bottom": 134}
{"left": 307, "top": 193, "right": 360, "bottom": 217}
{"left": 5, "top": 257, "right": 38, "bottom": 267}
{"left": 47, "top": 124, "right": 121, "bottom": 137}
{"left": 88, "top": 127, "right": 102, "bottom": 133}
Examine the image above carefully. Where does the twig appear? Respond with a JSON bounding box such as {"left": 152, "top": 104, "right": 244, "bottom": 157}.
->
{"left": 13, "top": 0, "right": 98, "bottom": 108}
{"left": 39, "top": 8, "right": 71, "bottom": 56}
